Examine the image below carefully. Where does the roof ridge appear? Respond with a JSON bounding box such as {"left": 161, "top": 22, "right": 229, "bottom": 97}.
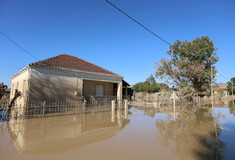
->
{"left": 62, "top": 54, "right": 120, "bottom": 77}
{"left": 30, "top": 54, "right": 58, "bottom": 65}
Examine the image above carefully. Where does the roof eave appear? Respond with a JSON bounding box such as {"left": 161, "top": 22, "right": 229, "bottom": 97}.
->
{"left": 30, "top": 65, "right": 124, "bottom": 78}
{"left": 11, "top": 66, "right": 29, "bottom": 80}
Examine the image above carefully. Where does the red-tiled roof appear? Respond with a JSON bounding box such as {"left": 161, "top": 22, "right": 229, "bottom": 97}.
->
{"left": 29, "top": 54, "right": 122, "bottom": 77}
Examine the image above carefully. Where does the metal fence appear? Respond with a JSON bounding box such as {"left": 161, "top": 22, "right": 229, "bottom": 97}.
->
{"left": 0, "top": 102, "right": 116, "bottom": 119}
{"left": 0, "top": 94, "right": 132, "bottom": 120}
{"left": 89, "top": 95, "right": 130, "bottom": 105}
{"left": 91, "top": 96, "right": 117, "bottom": 105}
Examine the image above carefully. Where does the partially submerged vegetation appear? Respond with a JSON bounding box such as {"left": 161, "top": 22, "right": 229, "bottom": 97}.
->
{"left": 133, "top": 74, "right": 169, "bottom": 93}
{"left": 0, "top": 83, "right": 9, "bottom": 105}
{"left": 227, "top": 77, "right": 235, "bottom": 94}
{"left": 155, "top": 36, "right": 218, "bottom": 97}
{"left": 0, "top": 83, "right": 8, "bottom": 99}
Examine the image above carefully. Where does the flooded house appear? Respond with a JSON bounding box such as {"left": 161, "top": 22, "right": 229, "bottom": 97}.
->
{"left": 10, "top": 54, "right": 126, "bottom": 112}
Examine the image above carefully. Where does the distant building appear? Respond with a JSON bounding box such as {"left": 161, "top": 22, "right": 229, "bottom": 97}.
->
{"left": 213, "top": 83, "right": 229, "bottom": 97}
{"left": 10, "top": 54, "right": 127, "bottom": 107}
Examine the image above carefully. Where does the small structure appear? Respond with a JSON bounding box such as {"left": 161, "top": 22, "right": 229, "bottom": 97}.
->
{"left": 122, "top": 80, "right": 133, "bottom": 100}
{"left": 10, "top": 54, "right": 125, "bottom": 111}
{"left": 213, "top": 83, "right": 229, "bottom": 97}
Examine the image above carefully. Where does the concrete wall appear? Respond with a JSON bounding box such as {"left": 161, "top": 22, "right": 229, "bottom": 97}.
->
{"left": 28, "top": 66, "right": 122, "bottom": 103}
{"left": 83, "top": 80, "right": 114, "bottom": 100}
{"left": 29, "top": 67, "right": 82, "bottom": 103}
{"left": 10, "top": 68, "right": 30, "bottom": 107}
{"left": 11, "top": 66, "right": 122, "bottom": 104}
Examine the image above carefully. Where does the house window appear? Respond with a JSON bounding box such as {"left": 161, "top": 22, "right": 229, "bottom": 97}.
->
{"left": 96, "top": 85, "right": 104, "bottom": 97}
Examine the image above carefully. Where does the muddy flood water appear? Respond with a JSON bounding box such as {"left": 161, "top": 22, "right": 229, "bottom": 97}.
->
{"left": 1, "top": 102, "right": 235, "bottom": 160}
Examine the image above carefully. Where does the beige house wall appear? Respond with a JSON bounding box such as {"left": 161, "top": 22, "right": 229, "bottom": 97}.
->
{"left": 28, "top": 66, "right": 122, "bottom": 103}
{"left": 29, "top": 67, "right": 83, "bottom": 103}
{"left": 10, "top": 68, "right": 29, "bottom": 102}
{"left": 10, "top": 67, "right": 30, "bottom": 116}
{"left": 11, "top": 66, "right": 123, "bottom": 105}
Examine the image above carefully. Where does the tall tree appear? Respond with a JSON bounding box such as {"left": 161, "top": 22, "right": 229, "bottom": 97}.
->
{"left": 227, "top": 77, "right": 235, "bottom": 94}
{"left": 155, "top": 36, "right": 218, "bottom": 95}
{"left": 145, "top": 74, "right": 156, "bottom": 85}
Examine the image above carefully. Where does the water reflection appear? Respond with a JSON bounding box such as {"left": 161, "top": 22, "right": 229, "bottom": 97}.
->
{"left": 138, "top": 106, "right": 226, "bottom": 160}
{"left": 228, "top": 100, "right": 235, "bottom": 115}
{"left": 156, "top": 107, "right": 225, "bottom": 160}
{"left": 1, "top": 104, "right": 234, "bottom": 160}
{"left": 7, "top": 110, "right": 130, "bottom": 154}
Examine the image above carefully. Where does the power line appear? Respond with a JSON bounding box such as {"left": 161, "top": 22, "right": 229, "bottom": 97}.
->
{"left": 0, "top": 30, "right": 40, "bottom": 60}
{"left": 105, "top": 0, "right": 229, "bottom": 83}
{"left": 217, "top": 71, "right": 230, "bottom": 81}
{"left": 104, "top": 0, "right": 172, "bottom": 46}
{"left": 0, "top": 64, "right": 21, "bottom": 69}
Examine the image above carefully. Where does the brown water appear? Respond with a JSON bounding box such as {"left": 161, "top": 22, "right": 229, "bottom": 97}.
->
{"left": 1, "top": 102, "right": 235, "bottom": 160}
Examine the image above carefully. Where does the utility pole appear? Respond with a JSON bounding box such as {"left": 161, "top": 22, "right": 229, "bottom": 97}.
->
{"left": 232, "top": 79, "right": 234, "bottom": 100}
{"left": 211, "top": 65, "right": 213, "bottom": 106}
{"left": 173, "top": 90, "right": 176, "bottom": 120}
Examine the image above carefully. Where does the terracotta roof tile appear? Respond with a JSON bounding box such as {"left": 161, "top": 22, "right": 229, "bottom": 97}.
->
{"left": 29, "top": 54, "right": 122, "bottom": 77}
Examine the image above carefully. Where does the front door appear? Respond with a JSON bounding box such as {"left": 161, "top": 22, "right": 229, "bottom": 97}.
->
{"left": 96, "top": 85, "right": 104, "bottom": 97}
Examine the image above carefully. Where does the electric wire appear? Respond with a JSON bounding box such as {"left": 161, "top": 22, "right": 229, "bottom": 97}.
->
{"left": 0, "top": 64, "right": 21, "bottom": 69}
{"left": 104, "top": 0, "right": 172, "bottom": 46}
{"left": 217, "top": 71, "right": 230, "bottom": 81}
{"left": 0, "top": 30, "right": 40, "bottom": 60}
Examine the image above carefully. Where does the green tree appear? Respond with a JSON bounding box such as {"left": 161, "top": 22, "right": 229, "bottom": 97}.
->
{"left": 133, "top": 75, "right": 168, "bottom": 93}
{"left": 0, "top": 83, "right": 8, "bottom": 99}
{"left": 145, "top": 74, "right": 156, "bottom": 85}
{"left": 155, "top": 36, "right": 218, "bottom": 95}
{"left": 227, "top": 77, "right": 235, "bottom": 94}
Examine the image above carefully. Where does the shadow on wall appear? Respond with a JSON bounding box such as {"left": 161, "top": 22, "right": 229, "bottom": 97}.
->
{"left": 29, "top": 69, "right": 81, "bottom": 103}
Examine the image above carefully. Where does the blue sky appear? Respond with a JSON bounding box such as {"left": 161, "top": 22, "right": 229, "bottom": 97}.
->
{"left": 1, "top": 0, "right": 235, "bottom": 86}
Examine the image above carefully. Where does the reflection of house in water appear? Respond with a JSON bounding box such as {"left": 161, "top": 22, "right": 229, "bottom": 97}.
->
{"left": 8, "top": 111, "right": 129, "bottom": 154}
{"left": 10, "top": 54, "right": 132, "bottom": 110}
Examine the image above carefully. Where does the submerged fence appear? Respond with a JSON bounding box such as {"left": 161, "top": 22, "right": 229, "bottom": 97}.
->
{"left": 0, "top": 95, "right": 132, "bottom": 120}
{"left": 131, "top": 93, "right": 235, "bottom": 107}
{"left": 0, "top": 102, "right": 118, "bottom": 119}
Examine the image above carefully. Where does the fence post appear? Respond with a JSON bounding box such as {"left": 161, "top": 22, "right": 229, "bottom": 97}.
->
{"left": 112, "top": 100, "right": 115, "bottom": 111}
{"left": 117, "top": 108, "right": 122, "bottom": 127}
{"left": 43, "top": 101, "right": 46, "bottom": 117}
{"left": 111, "top": 100, "right": 115, "bottom": 122}
{"left": 124, "top": 100, "right": 128, "bottom": 119}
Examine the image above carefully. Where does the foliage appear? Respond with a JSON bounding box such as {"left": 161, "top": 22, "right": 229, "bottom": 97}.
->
{"left": 133, "top": 75, "right": 168, "bottom": 93}
{"left": 0, "top": 83, "right": 8, "bottom": 99}
{"left": 155, "top": 36, "right": 218, "bottom": 95}
{"left": 227, "top": 77, "right": 235, "bottom": 94}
